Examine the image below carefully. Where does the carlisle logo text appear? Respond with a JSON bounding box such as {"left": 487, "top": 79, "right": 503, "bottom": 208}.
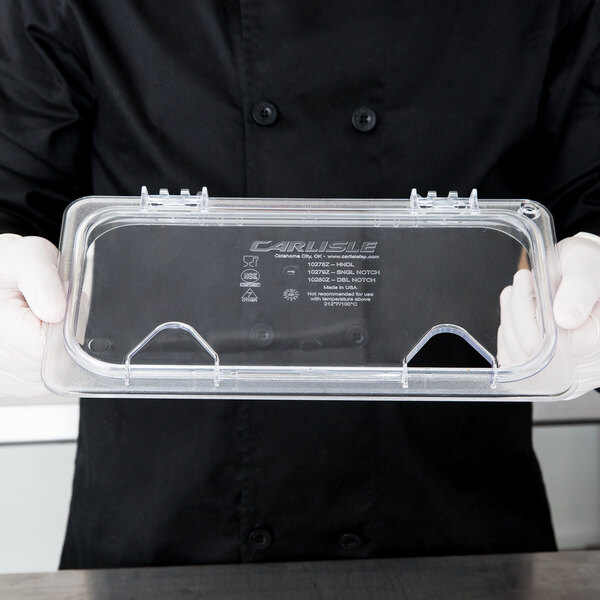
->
{"left": 249, "top": 241, "right": 378, "bottom": 253}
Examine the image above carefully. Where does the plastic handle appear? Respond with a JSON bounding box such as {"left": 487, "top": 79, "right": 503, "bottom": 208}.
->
{"left": 124, "top": 321, "right": 220, "bottom": 386}
{"left": 402, "top": 323, "right": 498, "bottom": 389}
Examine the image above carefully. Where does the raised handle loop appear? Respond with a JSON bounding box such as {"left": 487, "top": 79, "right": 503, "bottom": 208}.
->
{"left": 402, "top": 323, "right": 497, "bottom": 389}
{"left": 124, "top": 321, "right": 220, "bottom": 386}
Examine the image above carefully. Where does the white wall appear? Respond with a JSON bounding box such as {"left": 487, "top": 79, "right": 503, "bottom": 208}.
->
{"left": 533, "top": 424, "right": 600, "bottom": 549}
{"left": 0, "top": 443, "right": 75, "bottom": 574}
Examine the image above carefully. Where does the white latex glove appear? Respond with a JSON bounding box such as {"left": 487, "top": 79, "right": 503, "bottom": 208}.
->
{"left": 497, "top": 232, "right": 600, "bottom": 399}
{"left": 0, "top": 234, "right": 66, "bottom": 397}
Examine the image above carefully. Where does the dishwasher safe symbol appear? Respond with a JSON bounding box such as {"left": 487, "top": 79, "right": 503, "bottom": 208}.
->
{"left": 283, "top": 288, "right": 300, "bottom": 301}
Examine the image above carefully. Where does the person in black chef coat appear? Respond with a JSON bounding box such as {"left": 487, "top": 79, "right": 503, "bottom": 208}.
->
{"left": 1, "top": 1, "right": 600, "bottom": 568}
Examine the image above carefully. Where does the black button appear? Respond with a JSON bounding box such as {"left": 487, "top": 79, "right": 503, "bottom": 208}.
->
{"left": 252, "top": 101, "right": 278, "bottom": 126}
{"left": 339, "top": 533, "right": 363, "bottom": 551}
{"left": 344, "top": 325, "right": 369, "bottom": 347}
{"left": 351, "top": 107, "right": 377, "bottom": 132}
{"left": 248, "top": 528, "right": 272, "bottom": 552}
{"left": 249, "top": 323, "right": 275, "bottom": 348}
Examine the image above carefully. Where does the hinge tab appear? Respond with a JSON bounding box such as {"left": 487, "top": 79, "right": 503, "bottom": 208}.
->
{"left": 139, "top": 186, "right": 210, "bottom": 211}
{"left": 409, "top": 188, "right": 479, "bottom": 213}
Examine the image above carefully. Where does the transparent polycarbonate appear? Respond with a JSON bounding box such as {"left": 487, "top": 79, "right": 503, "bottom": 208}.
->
{"left": 42, "top": 189, "right": 577, "bottom": 400}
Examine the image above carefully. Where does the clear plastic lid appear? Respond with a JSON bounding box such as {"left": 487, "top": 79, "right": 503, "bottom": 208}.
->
{"left": 42, "top": 188, "right": 577, "bottom": 400}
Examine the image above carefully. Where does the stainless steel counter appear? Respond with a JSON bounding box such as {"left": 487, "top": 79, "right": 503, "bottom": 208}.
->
{"left": 1, "top": 551, "right": 599, "bottom": 599}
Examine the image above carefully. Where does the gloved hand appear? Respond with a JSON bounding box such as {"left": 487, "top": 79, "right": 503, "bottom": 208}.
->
{"left": 0, "top": 234, "right": 66, "bottom": 397}
{"left": 497, "top": 232, "right": 600, "bottom": 400}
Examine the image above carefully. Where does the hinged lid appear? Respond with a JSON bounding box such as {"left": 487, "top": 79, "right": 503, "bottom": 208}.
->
{"left": 42, "top": 188, "right": 576, "bottom": 400}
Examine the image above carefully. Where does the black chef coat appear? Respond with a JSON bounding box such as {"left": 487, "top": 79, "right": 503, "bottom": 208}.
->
{"left": 1, "top": 0, "right": 599, "bottom": 568}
